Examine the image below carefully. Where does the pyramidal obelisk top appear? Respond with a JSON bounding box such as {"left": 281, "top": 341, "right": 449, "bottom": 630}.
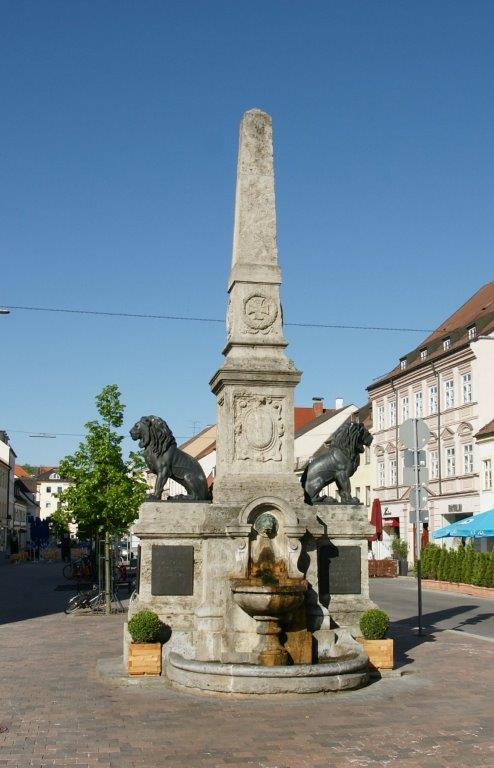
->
{"left": 221, "top": 109, "right": 293, "bottom": 365}
{"left": 210, "top": 109, "right": 303, "bottom": 506}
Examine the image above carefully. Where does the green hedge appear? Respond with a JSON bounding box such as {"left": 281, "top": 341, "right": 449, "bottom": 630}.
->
{"left": 416, "top": 543, "right": 494, "bottom": 588}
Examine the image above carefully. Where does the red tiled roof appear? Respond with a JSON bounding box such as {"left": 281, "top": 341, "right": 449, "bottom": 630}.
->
{"left": 368, "top": 281, "right": 494, "bottom": 390}
{"left": 294, "top": 407, "right": 318, "bottom": 430}
{"left": 476, "top": 418, "right": 494, "bottom": 440}
{"left": 14, "top": 465, "right": 29, "bottom": 477}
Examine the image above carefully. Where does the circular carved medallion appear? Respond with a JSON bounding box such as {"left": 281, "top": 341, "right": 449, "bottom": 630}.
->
{"left": 243, "top": 294, "right": 278, "bottom": 331}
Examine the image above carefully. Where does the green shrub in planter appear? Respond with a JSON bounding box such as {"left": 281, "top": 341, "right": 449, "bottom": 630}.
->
{"left": 391, "top": 538, "right": 408, "bottom": 560}
{"left": 359, "top": 608, "right": 390, "bottom": 640}
{"left": 128, "top": 610, "right": 163, "bottom": 643}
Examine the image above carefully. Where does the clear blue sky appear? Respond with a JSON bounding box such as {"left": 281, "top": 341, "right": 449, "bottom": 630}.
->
{"left": 2, "top": 1, "right": 493, "bottom": 465}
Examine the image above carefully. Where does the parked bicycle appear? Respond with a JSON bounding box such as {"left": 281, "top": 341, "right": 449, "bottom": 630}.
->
{"left": 64, "top": 584, "right": 124, "bottom": 614}
{"left": 63, "top": 554, "right": 95, "bottom": 581}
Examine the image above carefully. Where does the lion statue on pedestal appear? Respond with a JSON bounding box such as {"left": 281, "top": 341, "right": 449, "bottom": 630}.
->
{"left": 301, "top": 420, "right": 373, "bottom": 505}
{"left": 130, "top": 416, "right": 211, "bottom": 502}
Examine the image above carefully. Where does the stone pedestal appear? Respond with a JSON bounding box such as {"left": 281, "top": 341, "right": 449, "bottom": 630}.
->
{"left": 128, "top": 498, "right": 375, "bottom": 666}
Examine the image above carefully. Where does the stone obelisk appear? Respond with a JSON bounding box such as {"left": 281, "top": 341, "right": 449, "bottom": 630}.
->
{"left": 210, "top": 109, "right": 303, "bottom": 506}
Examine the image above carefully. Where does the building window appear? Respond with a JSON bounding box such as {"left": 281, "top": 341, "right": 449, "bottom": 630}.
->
{"left": 50, "top": 473, "right": 60, "bottom": 480}
{"left": 401, "top": 396, "right": 409, "bottom": 423}
{"left": 462, "top": 372, "right": 472, "bottom": 404}
{"left": 483, "top": 459, "right": 492, "bottom": 490}
{"left": 400, "top": 358, "right": 407, "bottom": 370}
{"left": 365, "top": 486, "right": 370, "bottom": 506}
{"left": 429, "top": 385, "right": 438, "bottom": 414}
{"left": 443, "top": 337, "right": 451, "bottom": 351}
{"left": 57, "top": 486, "right": 63, "bottom": 493}
{"left": 415, "top": 391, "right": 423, "bottom": 417}
{"left": 45, "top": 502, "right": 51, "bottom": 508}
{"left": 446, "top": 446, "right": 455, "bottom": 477}
{"left": 420, "top": 348, "right": 428, "bottom": 360}
{"left": 377, "top": 461, "right": 385, "bottom": 487}
{"left": 389, "top": 459, "right": 397, "bottom": 486}
{"left": 444, "top": 379, "right": 454, "bottom": 409}
{"left": 467, "top": 325, "right": 476, "bottom": 340}
{"left": 430, "top": 450, "right": 439, "bottom": 479}
{"left": 463, "top": 444, "right": 474, "bottom": 474}
{"left": 377, "top": 405, "right": 384, "bottom": 430}
{"left": 365, "top": 446, "right": 370, "bottom": 465}
{"left": 46, "top": 486, "right": 51, "bottom": 493}
{"left": 388, "top": 401, "right": 396, "bottom": 427}
{"left": 355, "top": 487, "right": 361, "bottom": 501}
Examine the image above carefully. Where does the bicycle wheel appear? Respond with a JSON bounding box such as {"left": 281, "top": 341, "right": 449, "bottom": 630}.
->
{"left": 63, "top": 563, "right": 74, "bottom": 580}
{"left": 89, "top": 591, "right": 105, "bottom": 612}
{"left": 64, "top": 593, "right": 87, "bottom": 614}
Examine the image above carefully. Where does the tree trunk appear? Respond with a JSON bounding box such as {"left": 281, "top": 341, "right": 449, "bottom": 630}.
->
{"left": 104, "top": 530, "right": 111, "bottom": 615}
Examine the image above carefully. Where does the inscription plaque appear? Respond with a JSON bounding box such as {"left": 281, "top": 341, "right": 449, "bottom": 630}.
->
{"left": 318, "top": 544, "right": 361, "bottom": 598}
{"left": 151, "top": 545, "right": 194, "bottom": 596}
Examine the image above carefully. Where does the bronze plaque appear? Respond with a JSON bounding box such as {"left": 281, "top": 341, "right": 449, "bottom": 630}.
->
{"left": 319, "top": 544, "right": 361, "bottom": 597}
{"left": 151, "top": 545, "right": 194, "bottom": 596}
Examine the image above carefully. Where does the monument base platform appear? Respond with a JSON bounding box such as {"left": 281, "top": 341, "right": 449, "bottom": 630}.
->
{"left": 166, "top": 650, "right": 369, "bottom": 696}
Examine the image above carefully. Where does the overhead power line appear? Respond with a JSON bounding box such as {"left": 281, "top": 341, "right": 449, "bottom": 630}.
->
{"left": 2, "top": 304, "right": 432, "bottom": 333}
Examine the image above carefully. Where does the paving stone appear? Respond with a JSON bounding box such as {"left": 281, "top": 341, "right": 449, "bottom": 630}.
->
{"left": 0, "top": 561, "right": 493, "bottom": 767}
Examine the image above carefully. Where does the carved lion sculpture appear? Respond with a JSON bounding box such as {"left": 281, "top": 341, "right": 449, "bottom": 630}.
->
{"left": 130, "top": 416, "right": 210, "bottom": 502}
{"left": 301, "top": 420, "right": 373, "bottom": 505}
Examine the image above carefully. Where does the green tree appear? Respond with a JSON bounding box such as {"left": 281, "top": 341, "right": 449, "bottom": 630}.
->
{"left": 452, "top": 545, "right": 465, "bottom": 583}
{"left": 472, "top": 552, "right": 488, "bottom": 586}
{"left": 58, "top": 385, "right": 147, "bottom": 613}
{"left": 444, "top": 549, "right": 456, "bottom": 582}
{"left": 430, "top": 545, "right": 442, "bottom": 579}
{"left": 49, "top": 506, "right": 72, "bottom": 535}
{"left": 436, "top": 548, "right": 448, "bottom": 581}
{"left": 461, "top": 543, "right": 476, "bottom": 584}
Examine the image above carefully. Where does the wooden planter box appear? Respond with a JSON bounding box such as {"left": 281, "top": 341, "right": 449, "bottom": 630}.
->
{"left": 358, "top": 638, "right": 394, "bottom": 670}
{"left": 128, "top": 643, "right": 162, "bottom": 676}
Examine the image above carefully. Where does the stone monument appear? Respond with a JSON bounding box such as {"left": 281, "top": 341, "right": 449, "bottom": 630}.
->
{"left": 126, "top": 109, "right": 375, "bottom": 695}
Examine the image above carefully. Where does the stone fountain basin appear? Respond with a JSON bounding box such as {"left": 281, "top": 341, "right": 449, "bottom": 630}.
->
{"left": 230, "top": 578, "right": 308, "bottom": 618}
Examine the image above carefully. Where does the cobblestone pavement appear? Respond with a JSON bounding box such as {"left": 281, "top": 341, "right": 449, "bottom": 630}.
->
{"left": 1, "top": 562, "right": 493, "bottom": 768}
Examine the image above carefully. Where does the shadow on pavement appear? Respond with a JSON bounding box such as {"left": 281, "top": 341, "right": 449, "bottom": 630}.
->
{"left": 389, "top": 604, "right": 483, "bottom": 667}
{"left": 0, "top": 561, "right": 69, "bottom": 625}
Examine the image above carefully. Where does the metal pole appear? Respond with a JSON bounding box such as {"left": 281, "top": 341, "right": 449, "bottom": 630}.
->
{"left": 413, "top": 418, "right": 423, "bottom": 636}
{"left": 104, "top": 530, "right": 111, "bottom": 615}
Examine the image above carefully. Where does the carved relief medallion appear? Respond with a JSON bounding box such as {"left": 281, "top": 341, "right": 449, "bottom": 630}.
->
{"left": 243, "top": 294, "right": 278, "bottom": 334}
{"left": 234, "top": 395, "right": 284, "bottom": 462}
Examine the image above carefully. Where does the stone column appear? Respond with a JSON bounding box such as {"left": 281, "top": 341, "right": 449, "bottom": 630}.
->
{"left": 210, "top": 109, "right": 303, "bottom": 506}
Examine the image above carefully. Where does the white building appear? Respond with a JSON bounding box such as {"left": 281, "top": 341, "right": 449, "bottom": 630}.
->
{"left": 475, "top": 419, "right": 494, "bottom": 551}
{"left": 35, "top": 468, "right": 71, "bottom": 521}
{"left": 0, "top": 431, "right": 15, "bottom": 554}
{"left": 13, "top": 478, "right": 39, "bottom": 550}
{"left": 367, "top": 281, "right": 494, "bottom": 561}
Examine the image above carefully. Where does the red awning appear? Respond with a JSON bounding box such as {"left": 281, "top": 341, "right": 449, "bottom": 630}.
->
{"left": 369, "top": 499, "right": 383, "bottom": 541}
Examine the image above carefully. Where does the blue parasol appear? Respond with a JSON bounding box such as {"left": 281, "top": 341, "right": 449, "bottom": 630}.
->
{"left": 432, "top": 508, "right": 494, "bottom": 539}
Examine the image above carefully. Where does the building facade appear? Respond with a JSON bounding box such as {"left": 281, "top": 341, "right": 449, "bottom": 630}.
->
{"left": 475, "top": 419, "right": 494, "bottom": 551}
{"left": 35, "top": 468, "right": 71, "bottom": 521}
{"left": 0, "top": 431, "right": 16, "bottom": 554}
{"left": 367, "top": 282, "right": 494, "bottom": 560}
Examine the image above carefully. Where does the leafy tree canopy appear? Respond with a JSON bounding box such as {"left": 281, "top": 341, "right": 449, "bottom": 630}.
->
{"left": 58, "top": 385, "right": 146, "bottom": 536}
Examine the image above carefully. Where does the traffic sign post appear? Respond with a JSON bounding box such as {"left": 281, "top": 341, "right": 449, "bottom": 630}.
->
{"left": 399, "top": 418, "right": 430, "bottom": 637}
